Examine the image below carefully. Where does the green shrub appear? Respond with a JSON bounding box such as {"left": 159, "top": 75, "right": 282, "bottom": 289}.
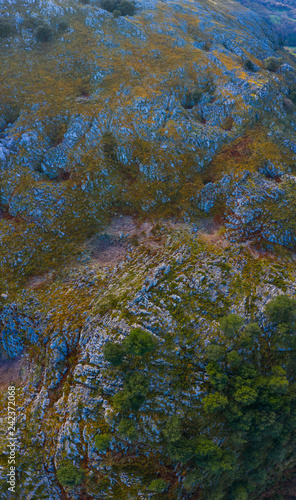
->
{"left": 101, "top": 0, "right": 117, "bottom": 12}
{"left": 56, "top": 463, "right": 83, "bottom": 488}
{"left": 118, "top": 418, "right": 137, "bottom": 440}
{"left": 124, "top": 371, "right": 149, "bottom": 398}
{"left": 34, "top": 22, "right": 54, "bottom": 42}
{"left": 227, "top": 350, "right": 241, "bottom": 368}
{"left": 203, "top": 393, "right": 228, "bottom": 413}
{"left": 112, "top": 372, "right": 149, "bottom": 411}
{"left": 182, "top": 89, "right": 203, "bottom": 109}
{"left": 123, "top": 328, "right": 158, "bottom": 356}
{"left": 148, "top": 478, "right": 167, "bottom": 493}
{"left": 243, "top": 59, "right": 256, "bottom": 72}
{"left": 95, "top": 433, "right": 111, "bottom": 451}
{"left": 263, "top": 57, "right": 283, "bottom": 72}
{"left": 103, "top": 341, "right": 125, "bottom": 366}
{"left": 116, "top": 0, "right": 136, "bottom": 16}
{"left": 220, "top": 314, "right": 244, "bottom": 338}
{"left": 100, "top": 0, "right": 135, "bottom": 16}
{"left": 265, "top": 295, "right": 296, "bottom": 325}
{"left": 0, "top": 19, "right": 15, "bottom": 38}
{"left": 163, "top": 416, "right": 182, "bottom": 444}
{"left": 205, "top": 344, "right": 226, "bottom": 362}
{"left": 57, "top": 21, "right": 69, "bottom": 32}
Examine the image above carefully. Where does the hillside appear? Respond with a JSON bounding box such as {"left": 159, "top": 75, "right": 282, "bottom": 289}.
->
{"left": 237, "top": 0, "right": 296, "bottom": 48}
{"left": 0, "top": 0, "right": 296, "bottom": 499}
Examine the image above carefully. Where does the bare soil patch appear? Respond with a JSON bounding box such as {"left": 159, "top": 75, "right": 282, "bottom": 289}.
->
{"left": 0, "top": 356, "right": 23, "bottom": 390}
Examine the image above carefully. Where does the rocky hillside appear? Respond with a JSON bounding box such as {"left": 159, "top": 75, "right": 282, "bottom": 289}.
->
{"left": 0, "top": 0, "right": 296, "bottom": 499}
{"left": 237, "top": 0, "right": 296, "bottom": 47}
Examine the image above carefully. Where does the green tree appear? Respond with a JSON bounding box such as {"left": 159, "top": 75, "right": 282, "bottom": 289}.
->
{"left": 233, "top": 386, "right": 257, "bottom": 406}
{"left": 205, "top": 344, "right": 226, "bottom": 362}
{"left": 263, "top": 57, "right": 283, "bottom": 72}
{"left": 112, "top": 372, "right": 149, "bottom": 411}
{"left": 227, "top": 350, "right": 241, "bottom": 368}
{"left": 265, "top": 295, "right": 296, "bottom": 325}
{"left": 103, "top": 341, "right": 125, "bottom": 366}
{"left": 203, "top": 393, "right": 228, "bottom": 413}
{"left": 0, "top": 19, "right": 15, "bottom": 38}
{"left": 148, "top": 478, "right": 167, "bottom": 493}
{"left": 118, "top": 418, "right": 137, "bottom": 440}
{"left": 123, "top": 328, "right": 158, "bottom": 356}
{"left": 162, "top": 416, "right": 182, "bottom": 443}
{"left": 117, "top": 0, "right": 136, "bottom": 16}
{"left": 56, "top": 463, "right": 83, "bottom": 488}
{"left": 34, "top": 22, "right": 54, "bottom": 42}
{"left": 95, "top": 433, "right": 111, "bottom": 451}
{"left": 220, "top": 314, "right": 244, "bottom": 338}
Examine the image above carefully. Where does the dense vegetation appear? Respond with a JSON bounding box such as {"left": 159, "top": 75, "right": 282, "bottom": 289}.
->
{"left": 100, "top": 296, "right": 296, "bottom": 499}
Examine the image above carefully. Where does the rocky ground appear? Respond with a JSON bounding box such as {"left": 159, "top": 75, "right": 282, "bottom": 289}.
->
{"left": 0, "top": 0, "right": 296, "bottom": 498}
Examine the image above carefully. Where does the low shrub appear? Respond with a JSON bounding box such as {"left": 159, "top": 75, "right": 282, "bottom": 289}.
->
{"left": 103, "top": 341, "right": 125, "bottom": 366}
{"left": 221, "top": 116, "right": 234, "bottom": 131}
{"left": 243, "top": 59, "right": 256, "bottom": 72}
{"left": 283, "top": 97, "right": 294, "bottom": 113}
{"left": 123, "top": 328, "right": 158, "bottom": 356}
{"left": 100, "top": 0, "right": 136, "bottom": 16}
{"left": 0, "top": 19, "right": 15, "bottom": 38}
{"left": 58, "top": 21, "right": 69, "bottom": 32}
{"left": 263, "top": 56, "right": 283, "bottom": 72}
{"left": 148, "top": 478, "right": 168, "bottom": 493}
{"left": 56, "top": 463, "right": 83, "bottom": 488}
{"left": 34, "top": 22, "right": 54, "bottom": 42}
{"left": 95, "top": 433, "right": 111, "bottom": 451}
{"left": 118, "top": 418, "right": 137, "bottom": 439}
{"left": 182, "top": 89, "right": 203, "bottom": 109}
{"left": 290, "top": 88, "right": 296, "bottom": 104}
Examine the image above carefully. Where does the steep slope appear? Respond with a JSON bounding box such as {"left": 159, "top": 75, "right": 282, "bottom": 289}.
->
{"left": 237, "top": 0, "right": 296, "bottom": 47}
{"left": 0, "top": 0, "right": 296, "bottom": 293}
{"left": 1, "top": 226, "right": 296, "bottom": 499}
{"left": 1, "top": 1, "right": 296, "bottom": 499}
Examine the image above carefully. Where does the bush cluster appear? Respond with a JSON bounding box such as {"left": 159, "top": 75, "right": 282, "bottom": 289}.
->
{"left": 182, "top": 89, "right": 203, "bottom": 110}
{"left": 100, "top": 0, "right": 136, "bottom": 16}
{"left": 243, "top": 58, "right": 256, "bottom": 72}
{"left": 112, "top": 371, "right": 149, "bottom": 411}
{"left": 0, "top": 19, "right": 15, "bottom": 39}
{"left": 103, "top": 328, "right": 158, "bottom": 366}
{"left": 263, "top": 56, "right": 283, "bottom": 72}
{"left": 148, "top": 478, "right": 168, "bottom": 493}
{"left": 56, "top": 463, "right": 83, "bottom": 488}
{"left": 34, "top": 22, "right": 54, "bottom": 42}
{"left": 95, "top": 433, "right": 111, "bottom": 451}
